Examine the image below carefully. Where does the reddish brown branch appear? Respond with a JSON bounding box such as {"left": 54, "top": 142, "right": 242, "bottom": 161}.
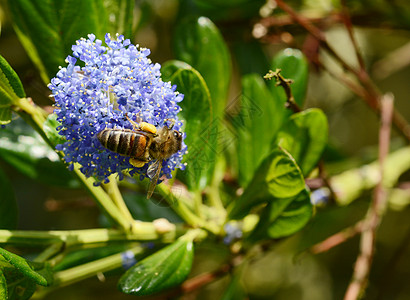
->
{"left": 181, "top": 264, "right": 232, "bottom": 293}
{"left": 272, "top": 0, "right": 410, "bottom": 143}
{"left": 344, "top": 94, "right": 394, "bottom": 300}
{"left": 340, "top": 0, "right": 366, "bottom": 74}
{"left": 310, "top": 220, "right": 365, "bottom": 254}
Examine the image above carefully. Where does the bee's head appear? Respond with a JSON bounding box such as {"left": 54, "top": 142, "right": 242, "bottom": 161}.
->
{"left": 154, "top": 124, "right": 182, "bottom": 157}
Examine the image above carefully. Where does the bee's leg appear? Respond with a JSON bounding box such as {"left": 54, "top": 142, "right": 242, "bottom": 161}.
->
{"left": 125, "top": 113, "right": 141, "bottom": 130}
{"left": 139, "top": 122, "right": 157, "bottom": 135}
{"left": 126, "top": 113, "right": 157, "bottom": 135}
{"left": 164, "top": 119, "right": 176, "bottom": 129}
{"left": 129, "top": 158, "right": 147, "bottom": 168}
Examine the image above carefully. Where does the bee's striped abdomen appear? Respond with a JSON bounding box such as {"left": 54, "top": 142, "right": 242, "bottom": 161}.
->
{"left": 97, "top": 129, "right": 147, "bottom": 158}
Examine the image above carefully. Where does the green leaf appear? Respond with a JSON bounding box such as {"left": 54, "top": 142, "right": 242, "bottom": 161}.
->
{"left": 220, "top": 273, "right": 247, "bottom": 300}
{"left": 233, "top": 40, "right": 270, "bottom": 76}
{"left": 103, "top": 0, "right": 135, "bottom": 38}
{"left": 0, "top": 247, "right": 54, "bottom": 286}
{"left": 0, "top": 54, "right": 26, "bottom": 101}
{"left": 0, "top": 107, "right": 12, "bottom": 125}
{"left": 269, "top": 48, "right": 308, "bottom": 107}
{"left": 0, "top": 119, "right": 80, "bottom": 188}
{"left": 275, "top": 108, "right": 328, "bottom": 176}
{"left": 43, "top": 113, "right": 66, "bottom": 147}
{"left": 0, "top": 269, "right": 7, "bottom": 300}
{"left": 7, "top": 0, "right": 111, "bottom": 83}
{"left": 174, "top": 16, "right": 231, "bottom": 119}
{"left": 118, "top": 239, "right": 194, "bottom": 296}
{"left": 162, "top": 60, "right": 216, "bottom": 190}
{"left": 229, "top": 147, "right": 305, "bottom": 219}
{"left": 249, "top": 189, "right": 313, "bottom": 241}
{"left": 0, "top": 168, "right": 18, "bottom": 229}
{"left": 233, "top": 74, "right": 287, "bottom": 186}
{"left": 1, "top": 259, "right": 37, "bottom": 300}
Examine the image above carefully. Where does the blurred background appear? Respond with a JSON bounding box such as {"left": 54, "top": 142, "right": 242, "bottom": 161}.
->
{"left": 1, "top": 0, "right": 410, "bottom": 299}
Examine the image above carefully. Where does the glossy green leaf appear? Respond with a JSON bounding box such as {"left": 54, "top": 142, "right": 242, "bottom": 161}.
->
{"left": 0, "top": 168, "right": 18, "bottom": 229}
{"left": 0, "top": 107, "right": 12, "bottom": 125}
{"left": 7, "top": 0, "right": 111, "bottom": 83}
{"left": 0, "top": 269, "right": 7, "bottom": 300}
{"left": 0, "top": 119, "right": 79, "bottom": 188}
{"left": 0, "top": 247, "right": 54, "bottom": 286}
{"left": 118, "top": 239, "right": 194, "bottom": 296}
{"left": 0, "top": 54, "right": 25, "bottom": 101}
{"left": 234, "top": 74, "right": 287, "bottom": 186}
{"left": 249, "top": 189, "right": 313, "bottom": 241}
{"left": 276, "top": 108, "right": 328, "bottom": 176}
{"left": 162, "top": 60, "right": 216, "bottom": 190}
{"left": 229, "top": 147, "right": 305, "bottom": 219}
{"left": 174, "top": 16, "right": 231, "bottom": 120}
{"left": 269, "top": 48, "right": 308, "bottom": 107}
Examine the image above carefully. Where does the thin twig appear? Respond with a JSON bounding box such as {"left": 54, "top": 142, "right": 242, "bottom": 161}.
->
{"left": 340, "top": 0, "right": 366, "bottom": 74}
{"left": 273, "top": 0, "right": 410, "bottom": 142}
{"left": 310, "top": 220, "right": 364, "bottom": 254}
{"left": 264, "top": 69, "right": 301, "bottom": 113}
{"left": 181, "top": 264, "right": 232, "bottom": 293}
{"left": 344, "top": 93, "right": 394, "bottom": 300}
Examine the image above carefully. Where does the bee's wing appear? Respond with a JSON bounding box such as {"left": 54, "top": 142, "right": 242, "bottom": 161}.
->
{"left": 147, "top": 160, "right": 162, "bottom": 199}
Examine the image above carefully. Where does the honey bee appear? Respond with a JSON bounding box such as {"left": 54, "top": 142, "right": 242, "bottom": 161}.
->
{"left": 97, "top": 115, "right": 183, "bottom": 198}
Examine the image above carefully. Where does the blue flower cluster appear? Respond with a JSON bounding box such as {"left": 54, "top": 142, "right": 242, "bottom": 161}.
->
{"left": 48, "top": 33, "right": 186, "bottom": 184}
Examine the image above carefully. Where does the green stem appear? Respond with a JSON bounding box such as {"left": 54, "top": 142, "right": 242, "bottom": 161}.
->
{"left": 156, "top": 184, "right": 220, "bottom": 235}
{"left": 34, "top": 242, "right": 64, "bottom": 262}
{"left": 73, "top": 166, "right": 132, "bottom": 232}
{"left": 193, "top": 189, "right": 203, "bottom": 217}
{"left": 207, "top": 158, "right": 227, "bottom": 216}
{"left": 103, "top": 175, "right": 135, "bottom": 225}
{"left": 52, "top": 246, "right": 144, "bottom": 287}
{"left": 0, "top": 227, "right": 178, "bottom": 247}
{"left": 330, "top": 146, "right": 410, "bottom": 205}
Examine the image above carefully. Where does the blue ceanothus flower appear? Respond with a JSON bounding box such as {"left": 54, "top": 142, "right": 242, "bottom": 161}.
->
{"left": 48, "top": 33, "right": 186, "bottom": 184}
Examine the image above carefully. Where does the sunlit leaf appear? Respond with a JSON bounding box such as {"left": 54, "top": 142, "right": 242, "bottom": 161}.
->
{"left": 276, "top": 108, "right": 328, "bottom": 176}
{"left": 229, "top": 147, "right": 305, "bottom": 219}
{"left": 118, "top": 239, "right": 194, "bottom": 296}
